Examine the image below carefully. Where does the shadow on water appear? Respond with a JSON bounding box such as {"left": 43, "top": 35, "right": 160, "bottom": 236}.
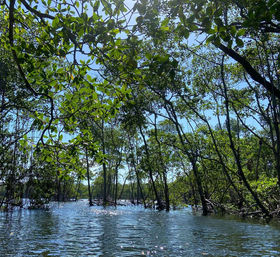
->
{"left": 1, "top": 200, "right": 280, "bottom": 256}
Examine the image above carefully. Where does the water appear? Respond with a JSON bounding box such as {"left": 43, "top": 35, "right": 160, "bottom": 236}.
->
{"left": 1, "top": 200, "right": 280, "bottom": 256}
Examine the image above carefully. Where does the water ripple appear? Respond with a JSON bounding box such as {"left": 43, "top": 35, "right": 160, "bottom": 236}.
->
{"left": 0, "top": 201, "right": 280, "bottom": 256}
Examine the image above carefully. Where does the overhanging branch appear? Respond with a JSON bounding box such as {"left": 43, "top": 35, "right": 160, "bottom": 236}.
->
{"left": 218, "top": 43, "right": 280, "bottom": 100}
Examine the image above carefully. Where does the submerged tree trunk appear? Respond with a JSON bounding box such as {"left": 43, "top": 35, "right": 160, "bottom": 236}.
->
{"left": 114, "top": 160, "right": 121, "bottom": 206}
{"left": 102, "top": 157, "right": 107, "bottom": 205}
{"left": 201, "top": 109, "right": 248, "bottom": 210}
{"left": 85, "top": 148, "right": 93, "bottom": 206}
{"left": 101, "top": 120, "right": 107, "bottom": 206}
{"left": 163, "top": 101, "right": 209, "bottom": 215}
{"left": 128, "top": 137, "right": 147, "bottom": 208}
{"left": 56, "top": 171, "right": 61, "bottom": 202}
{"left": 191, "top": 160, "right": 208, "bottom": 216}
{"left": 75, "top": 178, "right": 81, "bottom": 201}
{"left": 139, "top": 126, "right": 164, "bottom": 210}
{"left": 130, "top": 182, "right": 135, "bottom": 203}
{"left": 153, "top": 116, "right": 170, "bottom": 211}
{"left": 118, "top": 174, "right": 129, "bottom": 200}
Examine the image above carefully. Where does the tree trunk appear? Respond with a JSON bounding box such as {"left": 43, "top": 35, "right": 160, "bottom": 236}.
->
{"left": 221, "top": 59, "right": 271, "bottom": 218}
{"left": 85, "top": 148, "right": 93, "bottom": 206}
{"left": 191, "top": 160, "right": 208, "bottom": 215}
{"left": 164, "top": 101, "right": 208, "bottom": 215}
{"left": 129, "top": 140, "right": 147, "bottom": 208}
{"left": 139, "top": 126, "right": 164, "bottom": 210}
{"left": 114, "top": 165, "right": 119, "bottom": 206}
{"left": 153, "top": 116, "right": 170, "bottom": 211}
{"left": 118, "top": 174, "right": 129, "bottom": 200}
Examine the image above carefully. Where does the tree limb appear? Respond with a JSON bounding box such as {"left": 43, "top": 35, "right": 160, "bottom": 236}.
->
{"left": 19, "top": 0, "right": 55, "bottom": 20}
{"left": 218, "top": 43, "right": 280, "bottom": 100}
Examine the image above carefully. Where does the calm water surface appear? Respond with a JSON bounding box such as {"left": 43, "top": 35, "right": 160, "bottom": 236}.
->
{"left": 1, "top": 200, "right": 280, "bottom": 256}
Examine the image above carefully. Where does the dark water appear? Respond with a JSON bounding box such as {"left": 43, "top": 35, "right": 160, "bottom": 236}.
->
{"left": 1, "top": 201, "right": 280, "bottom": 256}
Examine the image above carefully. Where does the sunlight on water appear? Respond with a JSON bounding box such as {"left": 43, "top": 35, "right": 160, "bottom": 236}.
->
{"left": 90, "top": 208, "right": 126, "bottom": 216}
{"left": 0, "top": 201, "right": 280, "bottom": 256}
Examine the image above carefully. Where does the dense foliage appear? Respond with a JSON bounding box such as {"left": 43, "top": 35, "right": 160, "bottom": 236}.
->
{"left": 1, "top": 0, "right": 280, "bottom": 218}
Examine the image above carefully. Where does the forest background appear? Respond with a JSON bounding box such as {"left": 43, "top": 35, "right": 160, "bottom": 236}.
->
{"left": 1, "top": 0, "right": 280, "bottom": 218}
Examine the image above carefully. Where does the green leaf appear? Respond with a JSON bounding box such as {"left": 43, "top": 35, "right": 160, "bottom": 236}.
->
{"left": 206, "top": 34, "right": 216, "bottom": 45}
{"left": 214, "top": 18, "right": 223, "bottom": 26}
{"left": 161, "top": 26, "right": 170, "bottom": 32}
{"left": 237, "top": 28, "right": 246, "bottom": 37}
{"left": 52, "top": 16, "right": 59, "bottom": 27}
{"left": 46, "top": 155, "right": 52, "bottom": 162}
{"left": 161, "top": 17, "right": 169, "bottom": 27}
{"left": 230, "top": 26, "right": 237, "bottom": 36}
{"left": 236, "top": 38, "right": 244, "bottom": 47}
